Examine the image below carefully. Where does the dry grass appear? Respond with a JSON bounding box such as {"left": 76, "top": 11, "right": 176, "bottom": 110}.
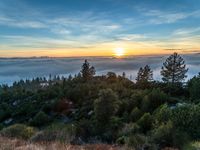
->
{"left": 0, "top": 136, "right": 124, "bottom": 150}
{"left": 0, "top": 136, "right": 182, "bottom": 150}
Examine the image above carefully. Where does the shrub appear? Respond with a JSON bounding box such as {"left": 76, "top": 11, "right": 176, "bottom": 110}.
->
{"left": 94, "top": 89, "right": 119, "bottom": 132}
{"left": 188, "top": 74, "right": 200, "bottom": 102}
{"left": 0, "top": 124, "right": 4, "bottom": 130}
{"left": 137, "top": 113, "right": 153, "bottom": 133}
{"left": 103, "top": 117, "right": 123, "bottom": 142}
{"left": 148, "top": 89, "right": 168, "bottom": 111}
{"left": 171, "top": 104, "right": 200, "bottom": 139}
{"left": 125, "top": 134, "right": 147, "bottom": 149}
{"left": 141, "top": 96, "right": 151, "bottom": 112}
{"left": 152, "top": 121, "right": 190, "bottom": 149}
{"left": 75, "top": 119, "right": 95, "bottom": 140}
{"left": 0, "top": 124, "right": 36, "bottom": 140}
{"left": 31, "top": 123, "right": 75, "bottom": 143}
{"left": 30, "top": 111, "right": 50, "bottom": 126}
{"left": 116, "top": 136, "right": 126, "bottom": 145}
{"left": 119, "top": 123, "right": 140, "bottom": 137}
{"left": 0, "top": 103, "right": 11, "bottom": 122}
{"left": 130, "top": 107, "right": 143, "bottom": 122}
{"left": 153, "top": 104, "right": 172, "bottom": 124}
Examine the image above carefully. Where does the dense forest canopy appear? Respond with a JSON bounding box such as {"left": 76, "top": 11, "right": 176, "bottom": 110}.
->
{"left": 0, "top": 52, "right": 200, "bottom": 149}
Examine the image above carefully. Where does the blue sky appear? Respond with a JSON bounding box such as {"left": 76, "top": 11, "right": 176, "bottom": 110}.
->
{"left": 0, "top": 0, "right": 200, "bottom": 57}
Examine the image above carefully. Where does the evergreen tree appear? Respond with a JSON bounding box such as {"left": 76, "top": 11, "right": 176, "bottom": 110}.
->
{"left": 161, "top": 53, "right": 188, "bottom": 84}
{"left": 94, "top": 89, "right": 119, "bottom": 130}
{"left": 188, "top": 73, "right": 200, "bottom": 102}
{"left": 122, "top": 72, "right": 126, "bottom": 78}
{"left": 80, "top": 59, "right": 95, "bottom": 80}
{"left": 136, "top": 65, "right": 153, "bottom": 87}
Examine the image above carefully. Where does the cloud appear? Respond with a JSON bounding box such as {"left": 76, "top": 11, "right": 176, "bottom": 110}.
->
{"left": 147, "top": 10, "right": 188, "bottom": 24}
{"left": 141, "top": 9, "right": 200, "bottom": 24}
{"left": 0, "top": 15, "right": 46, "bottom": 29}
{"left": 172, "top": 27, "right": 200, "bottom": 36}
{"left": 115, "top": 34, "right": 147, "bottom": 41}
{"left": 0, "top": 54, "right": 200, "bottom": 85}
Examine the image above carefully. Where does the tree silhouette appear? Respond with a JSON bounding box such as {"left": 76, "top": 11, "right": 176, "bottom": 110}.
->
{"left": 161, "top": 53, "right": 188, "bottom": 84}
{"left": 136, "top": 65, "right": 153, "bottom": 87}
{"left": 80, "top": 59, "right": 95, "bottom": 80}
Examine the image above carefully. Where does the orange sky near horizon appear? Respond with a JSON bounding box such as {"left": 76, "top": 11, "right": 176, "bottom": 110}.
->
{"left": 1, "top": 40, "right": 198, "bottom": 57}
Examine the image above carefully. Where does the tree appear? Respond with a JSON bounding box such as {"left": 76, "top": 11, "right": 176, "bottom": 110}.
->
{"left": 136, "top": 65, "right": 153, "bottom": 88}
{"left": 94, "top": 89, "right": 119, "bottom": 130}
{"left": 80, "top": 59, "right": 95, "bottom": 80}
{"left": 136, "top": 65, "right": 153, "bottom": 83}
{"left": 122, "top": 72, "right": 126, "bottom": 78}
{"left": 161, "top": 53, "right": 188, "bottom": 84}
{"left": 187, "top": 73, "right": 200, "bottom": 102}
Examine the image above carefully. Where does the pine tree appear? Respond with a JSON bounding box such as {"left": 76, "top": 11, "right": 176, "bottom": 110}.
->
{"left": 136, "top": 67, "right": 144, "bottom": 82}
{"left": 122, "top": 72, "right": 126, "bottom": 78}
{"left": 80, "top": 59, "right": 96, "bottom": 80}
{"left": 161, "top": 53, "right": 188, "bottom": 84}
{"left": 94, "top": 89, "right": 119, "bottom": 131}
{"left": 136, "top": 65, "right": 153, "bottom": 83}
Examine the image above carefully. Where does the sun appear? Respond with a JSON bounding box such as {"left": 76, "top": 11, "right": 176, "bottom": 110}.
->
{"left": 114, "top": 47, "right": 125, "bottom": 57}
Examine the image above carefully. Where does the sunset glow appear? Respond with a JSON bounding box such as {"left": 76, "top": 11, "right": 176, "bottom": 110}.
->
{"left": 114, "top": 48, "right": 125, "bottom": 57}
{"left": 0, "top": 0, "right": 199, "bottom": 57}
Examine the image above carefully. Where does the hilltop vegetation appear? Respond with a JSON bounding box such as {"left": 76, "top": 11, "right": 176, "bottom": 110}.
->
{"left": 0, "top": 53, "right": 200, "bottom": 150}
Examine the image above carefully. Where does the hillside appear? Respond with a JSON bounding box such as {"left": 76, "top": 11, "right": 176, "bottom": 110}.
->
{"left": 1, "top": 53, "right": 200, "bottom": 150}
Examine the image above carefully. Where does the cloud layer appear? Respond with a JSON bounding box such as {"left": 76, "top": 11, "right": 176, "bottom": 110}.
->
{"left": 0, "top": 54, "right": 200, "bottom": 85}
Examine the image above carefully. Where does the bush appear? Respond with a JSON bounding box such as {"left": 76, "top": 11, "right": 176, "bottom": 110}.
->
{"left": 75, "top": 119, "right": 95, "bottom": 140}
{"left": 152, "top": 121, "right": 190, "bottom": 149}
{"left": 31, "top": 123, "right": 75, "bottom": 143}
{"left": 0, "top": 124, "right": 36, "bottom": 140}
{"left": 0, "top": 124, "right": 4, "bottom": 130}
{"left": 125, "top": 134, "right": 147, "bottom": 150}
{"left": 130, "top": 107, "right": 143, "bottom": 122}
{"left": 103, "top": 117, "right": 123, "bottom": 142}
{"left": 119, "top": 123, "right": 140, "bottom": 137}
{"left": 148, "top": 89, "right": 168, "bottom": 111}
{"left": 30, "top": 111, "right": 50, "bottom": 126}
{"left": 94, "top": 89, "right": 119, "bottom": 132}
{"left": 153, "top": 104, "right": 172, "bottom": 124}
{"left": 0, "top": 103, "right": 11, "bottom": 122}
{"left": 188, "top": 74, "right": 200, "bottom": 102}
{"left": 137, "top": 113, "right": 153, "bottom": 133}
{"left": 171, "top": 104, "right": 200, "bottom": 139}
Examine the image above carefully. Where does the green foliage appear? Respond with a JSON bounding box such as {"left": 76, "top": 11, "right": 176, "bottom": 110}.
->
{"left": 0, "top": 103, "right": 11, "bottom": 122}
{"left": 31, "top": 123, "right": 75, "bottom": 143}
{"left": 0, "top": 58, "right": 200, "bottom": 148}
{"left": 188, "top": 73, "right": 200, "bottom": 102}
{"left": 0, "top": 124, "right": 36, "bottom": 140}
{"left": 94, "top": 89, "right": 119, "bottom": 131}
{"left": 171, "top": 104, "right": 200, "bottom": 139}
{"left": 153, "top": 104, "right": 172, "bottom": 124}
{"left": 141, "top": 89, "right": 168, "bottom": 112}
{"left": 81, "top": 59, "right": 95, "bottom": 80}
{"left": 161, "top": 52, "right": 188, "bottom": 84}
{"left": 125, "top": 134, "right": 147, "bottom": 150}
{"left": 136, "top": 65, "right": 153, "bottom": 89}
{"left": 152, "top": 121, "right": 190, "bottom": 149}
{"left": 0, "top": 123, "right": 4, "bottom": 130}
{"left": 30, "top": 111, "right": 50, "bottom": 126}
{"left": 119, "top": 123, "right": 140, "bottom": 137}
{"left": 75, "top": 119, "right": 95, "bottom": 140}
{"left": 137, "top": 113, "right": 153, "bottom": 133}
{"left": 130, "top": 107, "right": 143, "bottom": 122}
{"left": 148, "top": 89, "right": 168, "bottom": 109}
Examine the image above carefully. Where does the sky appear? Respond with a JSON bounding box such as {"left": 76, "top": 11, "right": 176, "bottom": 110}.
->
{"left": 0, "top": 0, "right": 200, "bottom": 57}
